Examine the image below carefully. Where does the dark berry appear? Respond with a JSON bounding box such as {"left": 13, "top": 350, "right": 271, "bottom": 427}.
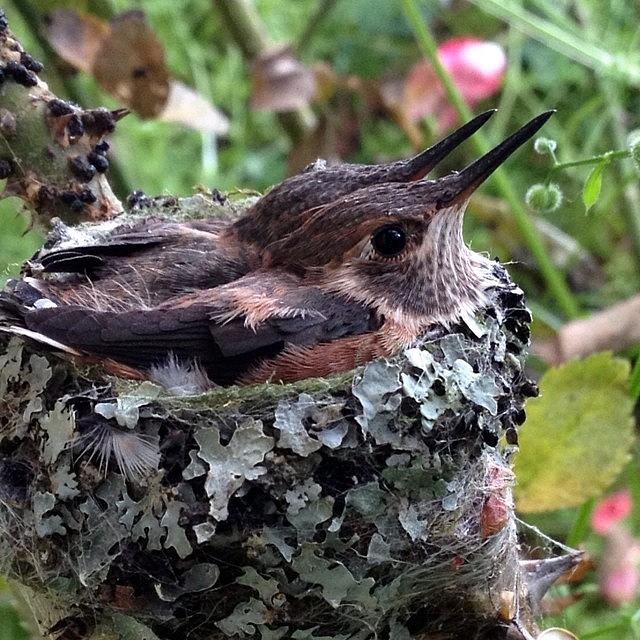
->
{"left": 94, "top": 109, "right": 116, "bottom": 133}
{"left": 506, "top": 341, "right": 522, "bottom": 356}
{"left": 505, "top": 428, "right": 519, "bottom": 446}
{"left": 87, "top": 151, "right": 109, "bottom": 172}
{"left": 5, "top": 61, "right": 37, "bottom": 87}
{"left": 210, "top": 188, "right": 227, "bottom": 204}
{"left": 60, "top": 191, "right": 78, "bottom": 205}
{"left": 67, "top": 114, "right": 84, "bottom": 138}
{"left": 513, "top": 408, "right": 527, "bottom": 426}
{"left": 68, "top": 156, "right": 96, "bottom": 182}
{"left": 520, "top": 380, "right": 539, "bottom": 398}
{"left": 70, "top": 199, "right": 85, "bottom": 213}
{"left": 481, "top": 429, "right": 499, "bottom": 447}
{"left": 20, "top": 53, "right": 43, "bottom": 73}
{"left": 78, "top": 188, "right": 97, "bottom": 204}
{"left": 0, "top": 159, "right": 12, "bottom": 179}
{"left": 94, "top": 140, "right": 110, "bottom": 155}
{"left": 127, "top": 190, "right": 148, "bottom": 208}
{"left": 432, "top": 379, "right": 446, "bottom": 396}
{"left": 48, "top": 99, "right": 74, "bottom": 117}
{"left": 82, "top": 108, "right": 116, "bottom": 135}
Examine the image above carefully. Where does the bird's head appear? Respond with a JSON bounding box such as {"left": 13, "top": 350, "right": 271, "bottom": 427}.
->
{"left": 265, "top": 112, "right": 553, "bottom": 329}
{"left": 234, "top": 110, "right": 496, "bottom": 245}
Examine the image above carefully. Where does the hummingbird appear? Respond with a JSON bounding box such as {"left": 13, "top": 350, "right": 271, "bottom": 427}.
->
{"left": 22, "top": 110, "right": 496, "bottom": 310}
{"left": 1, "top": 112, "right": 553, "bottom": 389}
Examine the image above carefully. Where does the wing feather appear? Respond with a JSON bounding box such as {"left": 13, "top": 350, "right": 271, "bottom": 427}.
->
{"left": 8, "top": 274, "right": 377, "bottom": 385}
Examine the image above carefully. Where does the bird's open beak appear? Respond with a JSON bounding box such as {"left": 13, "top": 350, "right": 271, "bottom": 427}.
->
{"left": 400, "top": 109, "right": 497, "bottom": 181}
{"left": 437, "top": 110, "right": 555, "bottom": 205}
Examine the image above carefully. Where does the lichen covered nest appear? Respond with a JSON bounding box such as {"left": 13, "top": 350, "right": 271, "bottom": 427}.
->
{"left": 0, "top": 263, "right": 535, "bottom": 639}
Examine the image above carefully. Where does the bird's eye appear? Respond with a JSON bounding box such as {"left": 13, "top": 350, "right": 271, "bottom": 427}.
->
{"left": 371, "top": 225, "right": 407, "bottom": 257}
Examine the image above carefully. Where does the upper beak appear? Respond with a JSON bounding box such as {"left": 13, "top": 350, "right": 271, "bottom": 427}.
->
{"left": 396, "top": 109, "right": 497, "bottom": 181}
{"left": 436, "top": 111, "right": 555, "bottom": 205}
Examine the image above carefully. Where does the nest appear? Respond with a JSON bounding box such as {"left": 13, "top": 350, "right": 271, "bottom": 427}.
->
{"left": 0, "top": 254, "right": 545, "bottom": 640}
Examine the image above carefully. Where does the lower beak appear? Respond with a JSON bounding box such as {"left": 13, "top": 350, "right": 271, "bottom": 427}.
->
{"left": 437, "top": 111, "right": 555, "bottom": 205}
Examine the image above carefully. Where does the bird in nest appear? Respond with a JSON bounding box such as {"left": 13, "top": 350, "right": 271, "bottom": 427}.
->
{"left": 0, "top": 111, "right": 552, "bottom": 391}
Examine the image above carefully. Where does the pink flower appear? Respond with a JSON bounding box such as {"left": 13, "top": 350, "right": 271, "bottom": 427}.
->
{"left": 438, "top": 37, "right": 506, "bottom": 104}
{"left": 599, "top": 527, "right": 640, "bottom": 606}
{"left": 404, "top": 37, "right": 506, "bottom": 129}
{"left": 591, "top": 490, "right": 632, "bottom": 535}
{"left": 602, "top": 565, "right": 640, "bottom": 605}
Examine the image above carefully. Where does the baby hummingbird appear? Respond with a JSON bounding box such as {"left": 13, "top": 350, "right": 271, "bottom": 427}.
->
{"left": 1, "top": 112, "right": 552, "bottom": 388}
{"left": 23, "top": 111, "right": 495, "bottom": 310}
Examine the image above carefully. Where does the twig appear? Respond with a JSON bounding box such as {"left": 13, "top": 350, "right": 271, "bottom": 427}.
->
{"left": 7, "top": 0, "right": 131, "bottom": 199}
{"left": 295, "top": 0, "right": 339, "bottom": 56}
{"left": 533, "top": 294, "right": 640, "bottom": 365}
{"left": 213, "top": 0, "right": 315, "bottom": 145}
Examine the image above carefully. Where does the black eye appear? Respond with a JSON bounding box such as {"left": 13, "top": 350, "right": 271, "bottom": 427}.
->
{"left": 371, "top": 225, "right": 407, "bottom": 257}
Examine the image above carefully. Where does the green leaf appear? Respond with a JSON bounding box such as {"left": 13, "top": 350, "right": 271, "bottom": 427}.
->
{"left": 514, "top": 353, "right": 634, "bottom": 513}
{"left": 0, "top": 603, "right": 29, "bottom": 640}
{"left": 582, "top": 158, "right": 608, "bottom": 213}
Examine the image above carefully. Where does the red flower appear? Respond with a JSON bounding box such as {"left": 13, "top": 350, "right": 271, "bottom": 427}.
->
{"left": 438, "top": 37, "right": 506, "bottom": 104}
{"left": 591, "top": 490, "right": 632, "bottom": 535}
{"left": 404, "top": 37, "right": 506, "bottom": 130}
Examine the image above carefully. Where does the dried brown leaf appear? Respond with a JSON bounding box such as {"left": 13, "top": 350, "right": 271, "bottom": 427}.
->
{"left": 93, "top": 11, "right": 170, "bottom": 118}
{"left": 251, "top": 46, "right": 316, "bottom": 112}
{"left": 160, "top": 81, "right": 229, "bottom": 135}
{"left": 45, "top": 9, "right": 109, "bottom": 73}
{"left": 46, "top": 10, "right": 170, "bottom": 119}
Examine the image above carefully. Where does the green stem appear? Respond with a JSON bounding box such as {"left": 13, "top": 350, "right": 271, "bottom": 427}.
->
{"left": 296, "top": 0, "right": 339, "bottom": 56}
{"left": 602, "top": 86, "right": 640, "bottom": 270}
{"left": 552, "top": 149, "right": 630, "bottom": 171}
{"left": 469, "top": 0, "right": 640, "bottom": 84}
{"left": 214, "top": 0, "right": 315, "bottom": 145}
{"left": 400, "top": 0, "right": 472, "bottom": 122}
{"left": 630, "top": 356, "right": 640, "bottom": 401}
{"left": 399, "top": 0, "right": 580, "bottom": 319}
{"left": 566, "top": 496, "right": 595, "bottom": 547}
{"left": 214, "top": 0, "right": 270, "bottom": 59}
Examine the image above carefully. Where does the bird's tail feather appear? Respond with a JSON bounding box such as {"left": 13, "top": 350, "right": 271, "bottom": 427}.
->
{"left": 0, "top": 280, "right": 81, "bottom": 354}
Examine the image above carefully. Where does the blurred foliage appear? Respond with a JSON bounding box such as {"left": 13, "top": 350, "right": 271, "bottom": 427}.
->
{"left": 514, "top": 353, "right": 634, "bottom": 513}
{"left": 2, "top": 0, "right": 640, "bottom": 638}
{"left": 0, "top": 579, "right": 30, "bottom": 640}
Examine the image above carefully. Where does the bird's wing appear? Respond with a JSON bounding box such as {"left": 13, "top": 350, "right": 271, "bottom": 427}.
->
{"left": 36, "top": 219, "right": 225, "bottom": 274}
{"left": 3, "top": 272, "right": 377, "bottom": 385}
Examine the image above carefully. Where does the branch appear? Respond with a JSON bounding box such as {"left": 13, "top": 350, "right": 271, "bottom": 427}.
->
{"left": 534, "top": 294, "right": 640, "bottom": 364}
{"left": 0, "top": 15, "right": 122, "bottom": 225}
